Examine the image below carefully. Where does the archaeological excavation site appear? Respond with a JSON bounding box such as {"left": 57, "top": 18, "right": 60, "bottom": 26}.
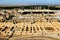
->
{"left": 0, "top": 5, "right": 60, "bottom": 40}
